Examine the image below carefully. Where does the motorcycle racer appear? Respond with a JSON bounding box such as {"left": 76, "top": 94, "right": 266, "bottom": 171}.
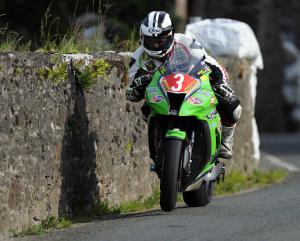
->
{"left": 126, "top": 11, "right": 242, "bottom": 160}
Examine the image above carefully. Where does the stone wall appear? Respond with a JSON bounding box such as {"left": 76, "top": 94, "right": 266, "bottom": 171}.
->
{"left": 0, "top": 52, "right": 257, "bottom": 236}
{"left": 218, "top": 57, "right": 259, "bottom": 171}
{"left": 0, "top": 52, "right": 157, "bottom": 236}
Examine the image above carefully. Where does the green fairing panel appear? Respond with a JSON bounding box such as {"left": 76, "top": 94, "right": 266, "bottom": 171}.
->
{"left": 179, "top": 94, "right": 217, "bottom": 117}
{"left": 201, "top": 161, "right": 215, "bottom": 176}
{"left": 165, "top": 129, "right": 187, "bottom": 140}
{"left": 207, "top": 115, "right": 221, "bottom": 155}
{"left": 145, "top": 71, "right": 169, "bottom": 115}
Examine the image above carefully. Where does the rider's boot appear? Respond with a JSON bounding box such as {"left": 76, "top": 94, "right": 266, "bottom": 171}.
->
{"left": 218, "top": 125, "right": 235, "bottom": 159}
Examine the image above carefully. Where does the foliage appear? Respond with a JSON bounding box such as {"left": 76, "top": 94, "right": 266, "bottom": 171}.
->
{"left": 38, "top": 18, "right": 111, "bottom": 54}
{"left": 74, "top": 59, "right": 110, "bottom": 89}
{"left": 114, "top": 28, "right": 140, "bottom": 52}
{"left": 16, "top": 224, "right": 47, "bottom": 236}
{"left": 56, "top": 218, "right": 73, "bottom": 229}
{"left": 118, "top": 186, "right": 160, "bottom": 213}
{"left": 214, "top": 169, "right": 287, "bottom": 196}
{"left": 14, "top": 67, "right": 23, "bottom": 77}
{"left": 1, "top": 3, "right": 111, "bottom": 53}
{"left": 125, "top": 142, "right": 133, "bottom": 152}
{"left": 92, "top": 200, "right": 121, "bottom": 216}
{"left": 37, "top": 57, "right": 110, "bottom": 89}
{"left": 37, "top": 62, "right": 68, "bottom": 83}
{"left": 0, "top": 23, "right": 31, "bottom": 51}
{"left": 0, "top": 0, "right": 174, "bottom": 53}
{"left": 12, "top": 216, "right": 73, "bottom": 237}
{"left": 0, "top": 0, "right": 171, "bottom": 48}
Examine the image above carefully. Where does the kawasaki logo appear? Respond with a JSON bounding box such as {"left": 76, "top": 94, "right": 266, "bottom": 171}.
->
{"left": 148, "top": 27, "right": 162, "bottom": 34}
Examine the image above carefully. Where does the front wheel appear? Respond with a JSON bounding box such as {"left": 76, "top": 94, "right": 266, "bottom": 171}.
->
{"left": 183, "top": 180, "right": 214, "bottom": 207}
{"left": 160, "top": 139, "right": 183, "bottom": 212}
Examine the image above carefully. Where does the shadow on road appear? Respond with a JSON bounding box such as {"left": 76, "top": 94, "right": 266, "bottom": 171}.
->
{"left": 95, "top": 209, "right": 164, "bottom": 221}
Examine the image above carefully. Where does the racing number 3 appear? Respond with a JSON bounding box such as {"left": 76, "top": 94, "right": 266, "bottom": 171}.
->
{"left": 171, "top": 74, "right": 184, "bottom": 92}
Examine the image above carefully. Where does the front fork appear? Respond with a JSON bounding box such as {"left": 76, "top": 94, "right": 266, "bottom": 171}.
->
{"left": 182, "top": 131, "right": 195, "bottom": 176}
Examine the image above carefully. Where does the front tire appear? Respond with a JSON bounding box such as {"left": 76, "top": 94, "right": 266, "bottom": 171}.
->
{"left": 183, "top": 180, "right": 214, "bottom": 207}
{"left": 160, "top": 139, "right": 183, "bottom": 212}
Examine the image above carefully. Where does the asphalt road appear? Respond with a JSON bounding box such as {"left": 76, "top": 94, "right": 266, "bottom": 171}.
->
{"left": 15, "top": 134, "right": 300, "bottom": 241}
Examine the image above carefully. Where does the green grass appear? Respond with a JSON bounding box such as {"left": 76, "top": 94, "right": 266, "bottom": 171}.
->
{"left": 0, "top": 25, "right": 31, "bottom": 52}
{"left": 74, "top": 59, "right": 110, "bottom": 89}
{"left": 1, "top": 6, "right": 111, "bottom": 53}
{"left": 214, "top": 169, "right": 287, "bottom": 196}
{"left": 11, "top": 216, "right": 73, "bottom": 237}
{"left": 118, "top": 187, "right": 160, "bottom": 213}
{"left": 38, "top": 62, "right": 68, "bottom": 83}
{"left": 37, "top": 58, "right": 110, "bottom": 87}
{"left": 92, "top": 200, "right": 121, "bottom": 216}
{"left": 125, "top": 142, "right": 133, "bottom": 152}
{"left": 113, "top": 28, "right": 140, "bottom": 52}
{"left": 0, "top": 18, "right": 134, "bottom": 53}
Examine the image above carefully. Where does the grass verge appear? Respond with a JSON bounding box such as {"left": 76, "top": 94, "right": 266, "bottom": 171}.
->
{"left": 214, "top": 169, "right": 287, "bottom": 196}
{"left": 12, "top": 169, "right": 287, "bottom": 237}
{"left": 10, "top": 216, "right": 73, "bottom": 237}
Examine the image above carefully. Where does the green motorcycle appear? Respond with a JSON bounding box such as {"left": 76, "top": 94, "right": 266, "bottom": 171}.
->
{"left": 145, "top": 53, "right": 225, "bottom": 212}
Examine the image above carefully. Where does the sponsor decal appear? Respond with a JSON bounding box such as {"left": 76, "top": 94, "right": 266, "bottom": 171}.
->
{"left": 188, "top": 96, "right": 202, "bottom": 105}
{"left": 159, "top": 67, "right": 166, "bottom": 74}
{"left": 151, "top": 95, "right": 164, "bottom": 103}
{"left": 194, "top": 90, "right": 211, "bottom": 98}
{"left": 185, "top": 80, "right": 199, "bottom": 93}
{"left": 207, "top": 110, "right": 218, "bottom": 120}
{"left": 209, "top": 122, "right": 218, "bottom": 129}
{"left": 148, "top": 27, "right": 163, "bottom": 34}
{"left": 147, "top": 87, "right": 159, "bottom": 94}
{"left": 197, "top": 69, "right": 206, "bottom": 76}
{"left": 201, "top": 90, "right": 211, "bottom": 96}
{"left": 160, "top": 77, "right": 169, "bottom": 92}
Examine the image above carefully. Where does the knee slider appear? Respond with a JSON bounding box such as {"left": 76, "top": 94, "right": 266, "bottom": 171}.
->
{"left": 224, "top": 95, "right": 242, "bottom": 122}
{"left": 232, "top": 104, "right": 242, "bottom": 122}
{"left": 217, "top": 94, "right": 242, "bottom": 123}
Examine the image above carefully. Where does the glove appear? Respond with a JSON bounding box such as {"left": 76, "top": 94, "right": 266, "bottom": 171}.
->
{"left": 126, "top": 74, "right": 152, "bottom": 102}
{"left": 130, "top": 74, "right": 152, "bottom": 89}
{"left": 212, "top": 83, "right": 235, "bottom": 101}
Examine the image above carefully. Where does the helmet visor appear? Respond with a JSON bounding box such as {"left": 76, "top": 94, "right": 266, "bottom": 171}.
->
{"left": 143, "top": 34, "right": 173, "bottom": 52}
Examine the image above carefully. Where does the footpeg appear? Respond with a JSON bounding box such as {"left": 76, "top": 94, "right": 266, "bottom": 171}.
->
{"left": 217, "top": 163, "right": 226, "bottom": 183}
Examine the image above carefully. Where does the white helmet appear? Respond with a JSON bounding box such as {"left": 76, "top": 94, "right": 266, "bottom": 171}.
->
{"left": 140, "top": 11, "right": 174, "bottom": 58}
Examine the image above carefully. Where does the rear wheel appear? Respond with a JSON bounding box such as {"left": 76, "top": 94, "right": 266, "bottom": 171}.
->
{"left": 160, "top": 139, "right": 183, "bottom": 212}
{"left": 183, "top": 180, "right": 214, "bottom": 207}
